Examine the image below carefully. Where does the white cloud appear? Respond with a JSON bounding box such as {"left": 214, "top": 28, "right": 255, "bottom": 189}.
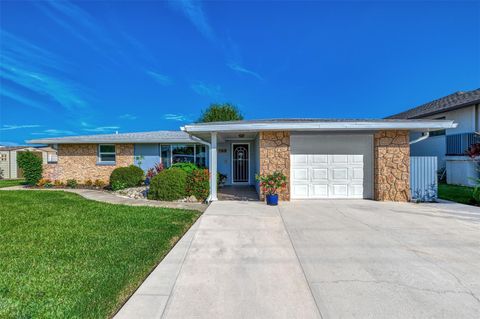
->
{"left": 163, "top": 113, "right": 191, "bottom": 122}
{"left": 227, "top": 62, "right": 263, "bottom": 80}
{"left": 83, "top": 126, "right": 120, "bottom": 133}
{"left": 31, "top": 129, "right": 75, "bottom": 136}
{"left": 191, "top": 82, "right": 222, "bottom": 99}
{"left": 146, "top": 71, "right": 172, "bottom": 86}
{"left": 0, "top": 124, "right": 41, "bottom": 131}
{"left": 168, "top": 0, "right": 215, "bottom": 42}
{"left": 119, "top": 113, "right": 137, "bottom": 120}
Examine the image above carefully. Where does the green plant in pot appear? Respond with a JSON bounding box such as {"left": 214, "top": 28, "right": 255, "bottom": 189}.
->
{"left": 256, "top": 171, "right": 287, "bottom": 206}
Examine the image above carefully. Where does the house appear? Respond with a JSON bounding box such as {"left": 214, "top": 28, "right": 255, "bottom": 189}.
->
{"left": 388, "top": 89, "right": 480, "bottom": 186}
{"left": 0, "top": 146, "right": 58, "bottom": 179}
{"left": 28, "top": 118, "right": 455, "bottom": 202}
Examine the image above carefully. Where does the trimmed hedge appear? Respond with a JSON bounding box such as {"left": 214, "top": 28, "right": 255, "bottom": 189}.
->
{"left": 109, "top": 165, "right": 144, "bottom": 190}
{"left": 171, "top": 162, "right": 198, "bottom": 174}
{"left": 186, "top": 169, "right": 210, "bottom": 201}
{"left": 148, "top": 168, "right": 187, "bottom": 201}
{"left": 17, "top": 151, "right": 43, "bottom": 185}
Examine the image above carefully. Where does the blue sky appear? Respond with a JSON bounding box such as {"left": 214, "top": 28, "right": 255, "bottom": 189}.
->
{"left": 1, "top": 0, "right": 479, "bottom": 145}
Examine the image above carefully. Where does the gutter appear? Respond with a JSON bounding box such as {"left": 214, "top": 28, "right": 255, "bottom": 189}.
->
{"left": 409, "top": 132, "right": 430, "bottom": 145}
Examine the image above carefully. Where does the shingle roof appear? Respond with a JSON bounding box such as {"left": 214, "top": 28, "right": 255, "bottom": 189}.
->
{"left": 0, "top": 146, "right": 31, "bottom": 151}
{"left": 387, "top": 88, "right": 480, "bottom": 119}
{"left": 27, "top": 130, "right": 200, "bottom": 144}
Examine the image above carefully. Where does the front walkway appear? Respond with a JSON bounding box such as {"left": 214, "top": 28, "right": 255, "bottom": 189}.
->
{"left": 218, "top": 185, "right": 259, "bottom": 201}
{"left": 115, "top": 200, "right": 320, "bottom": 319}
{"left": 0, "top": 186, "right": 207, "bottom": 212}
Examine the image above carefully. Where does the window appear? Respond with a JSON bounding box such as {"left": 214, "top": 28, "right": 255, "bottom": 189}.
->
{"left": 98, "top": 144, "right": 116, "bottom": 163}
{"left": 430, "top": 116, "right": 446, "bottom": 136}
{"left": 195, "top": 145, "right": 207, "bottom": 167}
{"left": 172, "top": 144, "right": 195, "bottom": 164}
{"left": 0, "top": 154, "right": 6, "bottom": 161}
{"left": 161, "top": 145, "right": 171, "bottom": 167}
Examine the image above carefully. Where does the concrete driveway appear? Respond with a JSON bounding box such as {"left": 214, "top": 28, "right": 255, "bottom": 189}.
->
{"left": 280, "top": 200, "right": 480, "bottom": 318}
{"left": 116, "top": 199, "right": 480, "bottom": 319}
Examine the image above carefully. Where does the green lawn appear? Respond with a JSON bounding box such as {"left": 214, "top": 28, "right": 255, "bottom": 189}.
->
{"left": 0, "top": 191, "right": 200, "bottom": 318}
{"left": 438, "top": 183, "right": 475, "bottom": 205}
{"left": 0, "top": 179, "right": 25, "bottom": 188}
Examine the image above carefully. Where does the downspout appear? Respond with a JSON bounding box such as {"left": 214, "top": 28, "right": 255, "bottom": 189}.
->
{"left": 181, "top": 127, "right": 214, "bottom": 202}
{"left": 409, "top": 132, "right": 430, "bottom": 145}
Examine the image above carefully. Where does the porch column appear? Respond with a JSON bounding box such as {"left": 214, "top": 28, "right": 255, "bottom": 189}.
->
{"left": 210, "top": 132, "right": 218, "bottom": 201}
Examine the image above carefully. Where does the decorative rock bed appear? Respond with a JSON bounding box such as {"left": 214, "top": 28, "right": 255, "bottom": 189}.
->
{"left": 113, "top": 187, "right": 199, "bottom": 202}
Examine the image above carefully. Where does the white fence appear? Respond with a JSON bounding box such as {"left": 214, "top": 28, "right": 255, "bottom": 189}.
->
{"left": 410, "top": 156, "right": 438, "bottom": 201}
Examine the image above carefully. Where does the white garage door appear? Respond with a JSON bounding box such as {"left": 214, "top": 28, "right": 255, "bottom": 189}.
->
{"left": 290, "top": 134, "right": 373, "bottom": 199}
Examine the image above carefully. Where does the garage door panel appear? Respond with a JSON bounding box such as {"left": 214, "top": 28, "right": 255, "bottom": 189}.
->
{"left": 310, "top": 184, "right": 328, "bottom": 197}
{"left": 292, "top": 168, "right": 309, "bottom": 181}
{"left": 292, "top": 184, "right": 309, "bottom": 198}
{"left": 352, "top": 155, "right": 364, "bottom": 164}
{"left": 310, "top": 155, "right": 328, "bottom": 164}
{"left": 331, "top": 168, "right": 348, "bottom": 181}
{"left": 352, "top": 167, "right": 364, "bottom": 180}
{"left": 331, "top": 155, "right": 348, "bottom": 164}
{"left": 311, "top": 168, "right": 328, "bottom": 181}
{"left": 292, "top": 154, "right": 308, "bottom": 166}
{"left": 350, "top": 184, "right": 364, "bottom": 197}
{"left": 330, "top": 184, "right": 348, "bottom": 197}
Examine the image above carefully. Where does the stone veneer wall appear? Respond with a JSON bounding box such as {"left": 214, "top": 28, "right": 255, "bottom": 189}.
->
{"left": 258, "top": 131, "right": 290, "bottom": 201}
{"left": 374, "top": 130, "right": 410, "bottom": 202}
{"left": 43, "top": 144, "right": 134, "bottom": 183}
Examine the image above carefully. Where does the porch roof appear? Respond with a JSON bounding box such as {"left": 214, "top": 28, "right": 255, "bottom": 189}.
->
{"left": 182, "top": 118, "right": 457, "bottom": 134}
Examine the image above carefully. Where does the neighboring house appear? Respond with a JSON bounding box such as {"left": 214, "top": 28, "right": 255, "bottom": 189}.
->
{"left": 28, "top": 118, "right": 455, "bottom": 202}
{"left": 388, "top": 89, "right": 480, "bottom": 186}
{"left": 0, "top": 146, "right": 58, "bottom": 179}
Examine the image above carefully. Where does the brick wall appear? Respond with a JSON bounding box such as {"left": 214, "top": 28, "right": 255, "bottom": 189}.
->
{"left": 374, "top": 130, "right": 410, "bottom": 201}
{"left": 258, "top": 131, "right": 290, "bottom": 201}
{"left": 43, "top": 144, "right": 134, "bottom": 183}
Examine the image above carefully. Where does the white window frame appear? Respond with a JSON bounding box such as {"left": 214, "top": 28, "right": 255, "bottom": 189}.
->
{"left": 98, "top": 144, "right": 116, "bottom": 164}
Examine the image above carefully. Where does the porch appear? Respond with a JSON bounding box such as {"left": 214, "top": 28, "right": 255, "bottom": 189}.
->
{"left": 218, "top": 185, "right": 259, "bottom": 201}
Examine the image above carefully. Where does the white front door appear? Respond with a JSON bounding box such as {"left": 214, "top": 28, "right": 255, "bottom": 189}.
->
{"left": 290, "top": 134, "right": 373, "bottom": 199}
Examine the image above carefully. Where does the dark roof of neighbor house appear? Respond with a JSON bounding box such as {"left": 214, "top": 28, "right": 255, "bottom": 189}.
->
{"left": 0, "top": 146, "right": 31, "bottom": 151}
{"left": 27, "top": 130, "right": 201, "bottom": 145}
{"left": 387, "top": 88, "right": 480, "bottom": 119}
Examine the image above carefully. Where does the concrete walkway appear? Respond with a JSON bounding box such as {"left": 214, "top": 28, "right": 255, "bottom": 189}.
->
{"left": 115, "top": 201, "right": 321, "bottom": 319}
{"left": 0, "top": 186, "right": 207, "bottom": 212}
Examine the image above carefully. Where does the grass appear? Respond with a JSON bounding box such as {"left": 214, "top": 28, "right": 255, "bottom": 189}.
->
{"left": 0, "top": 179, "right": 25, "bottom": 188}
{"left": 438, "top": 183, "right": 475, "bottom": 205}
{"left": 0, "top": 190, "right": 200, "bottom": 318}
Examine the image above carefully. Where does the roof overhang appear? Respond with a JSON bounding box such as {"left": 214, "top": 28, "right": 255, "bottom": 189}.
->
{"left": 182, "top": 120, "right": 457, "bottom": 133}
{"left": 26, "top": 138, "right": 201, "bottom": 144}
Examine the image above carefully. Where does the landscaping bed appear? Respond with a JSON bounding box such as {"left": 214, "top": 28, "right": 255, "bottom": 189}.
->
{"left": 0, "top": 190, "right": 200, "bottom": 318}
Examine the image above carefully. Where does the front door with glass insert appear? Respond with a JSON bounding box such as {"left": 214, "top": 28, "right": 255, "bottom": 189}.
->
{"left": 232, "top": 144, "right": 249, "bottom": 183}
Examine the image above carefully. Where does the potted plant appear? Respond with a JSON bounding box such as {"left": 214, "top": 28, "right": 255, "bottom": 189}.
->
{"left": 256, "top": 171, "right": 287, "bottom": 206}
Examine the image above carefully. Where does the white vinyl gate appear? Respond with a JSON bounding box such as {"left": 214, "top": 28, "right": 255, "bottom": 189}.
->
{"left": 410, "top": 156, "right": 438, "bottom": 201}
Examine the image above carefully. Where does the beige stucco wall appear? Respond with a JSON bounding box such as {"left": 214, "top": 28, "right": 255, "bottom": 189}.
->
{"left": 43, "top": 144, "right": 134, "bottom": 183}
{"left": 258, "top": 131, "right": 290, "bottom": 201}
{"left": 374, "top": 130, "right": 410, "bottom": 202}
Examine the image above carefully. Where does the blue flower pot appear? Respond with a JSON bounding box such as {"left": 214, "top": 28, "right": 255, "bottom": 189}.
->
{"left": 266, "top": 194, "right": 279, "bottom": 206}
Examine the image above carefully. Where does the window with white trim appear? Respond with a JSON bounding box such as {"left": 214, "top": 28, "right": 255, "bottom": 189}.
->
{"left": 98, "top": 144, "right": 116, "bottom": 163}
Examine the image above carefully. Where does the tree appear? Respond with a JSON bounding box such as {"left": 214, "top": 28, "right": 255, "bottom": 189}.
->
{"left": 17, "top": 151, "right": 43, "bottom": 185}
{"left": 198, "top": 103, "right": 243, "bottom": 123}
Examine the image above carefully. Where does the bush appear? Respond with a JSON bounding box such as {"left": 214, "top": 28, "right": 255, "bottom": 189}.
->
{"left": 17, "top": 151, "right": 43, "bottom": 185}
{"left": 186, "top": 169, "right": 210, "bottom": 201}
{"left": 94, "top": 179, "right": 106, "bottom": 188}
{"left": 54, "top": 180, "right": 65, "bottom": 187}
{"left": 148, "top": 168, "right": 187, "bottom": 201}
{"left": 109, "top": 165, "right": 144, "bottom": 190}
{"left": 171, "top": 162, "right": 198, "bottom": 174}
{"left": 36, "top": 178, "right": 52, "bottom": 187}
{"left": 66, "top": 179, "right": 78, "bottom": 188}
{"left": 84, "top": 179, "right": 93, "bottom": 187}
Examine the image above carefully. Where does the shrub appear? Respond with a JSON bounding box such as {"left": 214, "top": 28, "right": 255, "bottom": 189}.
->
{"left": 36, "top": 178, "right": 52, "bottom": 187}
{"left": 54, "top": 180, "right": 64, "bottom": 187}
{"left": 109, "top": 165, "right": 144, "bottom": 190}
{"left": 94, "top": 179, "right": 106, "bottom": 188}
{"left": 186, "top": 169, "right": 210, "bottom": 201}
{"left": 66, "top": 179, "right": 78, "bottom": 188}
{"left": 256, "top": 171, "right": 287, "bottom": 195}
{"left": 146, "top": 162, "right": 164, "bottom": 179}
{"left": 171, "top": 162, "right": 198, "bottom": 174}
{"left": 17, "top": 151, "right": 43, "bottom": 185}
{"left": 148, "top": 168, "right": 187, "bottom": 201}
{"left": 84, "top": 179, "right": 93, "bottom": 187}
{"left": 44, "top": 181, "right": 54, "bottom": 188}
